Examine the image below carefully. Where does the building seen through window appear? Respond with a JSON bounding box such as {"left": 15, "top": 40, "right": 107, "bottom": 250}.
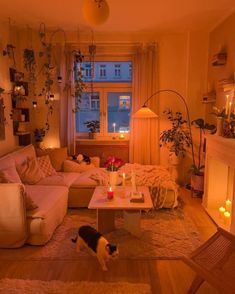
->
{"left": 75, "top": 61, "right": 132, "bottom": 136}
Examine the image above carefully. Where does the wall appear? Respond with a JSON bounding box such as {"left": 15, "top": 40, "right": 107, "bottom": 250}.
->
{"left": 0, "top": 23, "right": 18, "bottom": 156}
{"left": 207, "top": 12, "right": 235, "bottom": 123}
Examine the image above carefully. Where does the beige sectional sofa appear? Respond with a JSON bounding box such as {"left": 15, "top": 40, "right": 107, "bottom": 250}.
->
{"left": 0, "top": 144, "right": 98, "bottom": 248}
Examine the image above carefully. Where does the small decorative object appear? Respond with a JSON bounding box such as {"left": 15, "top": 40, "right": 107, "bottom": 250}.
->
{"left": 84, "top": 120, "right": 100, "bottom": 139}
{"left": 107, "top": 186, "right": 114, "bottom": 200}
{"left": 32, "top": 101, "right": 37, "bottom": 108}
{"left": 119, "top": 133, "right": 125, "bottom": 139}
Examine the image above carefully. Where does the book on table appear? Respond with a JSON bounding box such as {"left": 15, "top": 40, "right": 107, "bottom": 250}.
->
{"left": 130, "top": 191, "right": 144, "bottom": 203}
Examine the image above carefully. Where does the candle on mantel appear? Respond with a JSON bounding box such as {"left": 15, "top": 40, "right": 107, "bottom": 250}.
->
{"left": 112, "top": 123, "right": 116, "bottom": 133}
{"left": 219, "top": 206, "right": 226, "bottom": 218}
{"left": 228, "top": 102, "right": 232, "bottom": 121}
{"left": 122, "top": 172, "right": 126, "bottom": 187}
{"left": 107, "top": 187, "right": 114, "bottom": 200}
{"left": 224, "top": 211, "right": 231, "bottom": 225}
{"left": 225, "top": 95, "right": 229, "bottom": 115}
{"left": 225, "top": 199, "right": 232, "bottom": 212}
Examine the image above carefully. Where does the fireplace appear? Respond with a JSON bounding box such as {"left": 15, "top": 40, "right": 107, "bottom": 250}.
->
{"left": 203, "top": 135, "right": 235, "bottom": 233}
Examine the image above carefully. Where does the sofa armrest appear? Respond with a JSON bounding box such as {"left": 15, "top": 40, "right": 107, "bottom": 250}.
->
{"left": 0, "top": 183, "right": 28, "bottom": 248}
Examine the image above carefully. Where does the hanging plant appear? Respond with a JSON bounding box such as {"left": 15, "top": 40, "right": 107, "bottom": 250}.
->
{"left": 23, "top": 48, "right": 37, "bottom": 98}
{"left": 72, "top": 50, "right": 86, "bottom": 113}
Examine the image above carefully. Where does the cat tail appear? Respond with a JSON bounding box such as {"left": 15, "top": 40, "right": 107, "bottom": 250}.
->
{"left": 71, "top": 236, "right": 77, "bottom": 243}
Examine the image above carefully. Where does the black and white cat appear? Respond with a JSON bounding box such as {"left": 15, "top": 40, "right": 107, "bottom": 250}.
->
{"left": 72, "top": 225, "right": 119, "bottom": 271}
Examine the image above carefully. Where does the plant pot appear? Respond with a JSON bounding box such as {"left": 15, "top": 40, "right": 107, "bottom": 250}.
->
{"left": 191, "top": 174, "right": 204, "bottom": 192}
{"left": 88, "top": 133, "right": 97, "bottom": 139}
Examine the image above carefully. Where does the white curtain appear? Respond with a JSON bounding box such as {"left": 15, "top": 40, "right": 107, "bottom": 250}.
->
{"left": 129, "top": 43, "right": 159, "bottom": 164}
{"left": 59, "top": 44, "right": 75, "bottom": 155}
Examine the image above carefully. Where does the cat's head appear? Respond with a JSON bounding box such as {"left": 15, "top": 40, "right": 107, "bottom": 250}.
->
{"left": 106, "top": 243, "right": 119, "bottom": 259}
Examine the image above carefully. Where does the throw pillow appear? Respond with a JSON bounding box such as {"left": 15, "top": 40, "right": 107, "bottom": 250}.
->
{"left": 0, "top": 166, "right": 22, "bottom": 184}
{"left": 36, "top": 147, "right": 68, "bottom": 171}
{"left": 63, "top": 160, "right": 95, "bottom": 173}
{"left": 17, "top": 157, "right": 45, "bottom": 184}
{"left": 37, "top": 155, "right": 57, "bottom": 177}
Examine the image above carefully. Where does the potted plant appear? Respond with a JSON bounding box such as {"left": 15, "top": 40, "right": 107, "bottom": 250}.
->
{"left": 84, "top": 120, "right": 100, "bottom": 139}
{"left": 34, "top": 128, "right": 46, "bottom": 148}
{"left": 190, "top": 118, "right": 215, "bottom": 195}
{"left": 159, "top": 109, "right": 192, "bottom": 182}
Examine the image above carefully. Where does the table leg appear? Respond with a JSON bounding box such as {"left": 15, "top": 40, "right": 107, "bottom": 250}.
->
{"left": 97, "top": 209, "right": 115, "bottom": 234}
{"left": 123, "top": 210, "right": 141, "bottom": 237}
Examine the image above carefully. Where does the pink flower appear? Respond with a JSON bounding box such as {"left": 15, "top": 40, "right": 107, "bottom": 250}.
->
{"left": 104, "top": 156, "right": 124, "bottom": 171}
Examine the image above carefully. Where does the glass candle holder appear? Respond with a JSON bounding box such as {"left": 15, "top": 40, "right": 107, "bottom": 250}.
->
{"left": 107, "top": 187, "right": 114, "bottom": 200}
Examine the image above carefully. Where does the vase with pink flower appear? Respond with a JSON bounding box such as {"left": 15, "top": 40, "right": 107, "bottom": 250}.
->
{"left": 104, "top": 156, "right": 124, "bottom": 189}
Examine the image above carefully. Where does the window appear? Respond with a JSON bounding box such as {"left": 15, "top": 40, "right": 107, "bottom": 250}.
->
{"left": 75, "top": 60, "right": 132, "bottom": 138}
{"left": 114, "top": 64, "right": 121, "bottom": 78}
{"left": 99, "top": 64, "right": 106, "bottom": 78}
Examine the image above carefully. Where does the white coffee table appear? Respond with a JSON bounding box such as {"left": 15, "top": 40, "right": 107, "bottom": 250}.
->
{"left": 88, "top": 186, "right": 153, "bottom": 236}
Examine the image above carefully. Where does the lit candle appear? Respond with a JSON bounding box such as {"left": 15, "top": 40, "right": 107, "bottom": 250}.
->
{"left": 219, "top": 206, "right": 226, "bottom": 218}
{"left": 228, "top": 102, "right": 232, "bottom": 121}
{"left": 225, "top": 95, "right": 229, "bottom": 115}
{"left": 119, "top": 133, "right": 125, "bottom": 139}
{"left": 122, "top": 172, "right": 126, "bottom": 186}
{"left": 225, "top": 199, "right": 232, "bottom": 212}
{"left": 107, "top": 187, "right": 114, "bottom": 200}
{"left": 112, "top": 123, "right": 116, "bottom": 133}
{"left": 224, "top": 211, "right": 231, "bottom": 225}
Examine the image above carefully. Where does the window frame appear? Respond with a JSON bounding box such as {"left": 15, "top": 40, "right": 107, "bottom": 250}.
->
{"left": 75, "top": 55, "right": 133, "bottom": 141}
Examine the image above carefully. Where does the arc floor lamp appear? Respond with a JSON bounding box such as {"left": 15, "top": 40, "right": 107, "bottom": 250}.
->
{"left": 132, "top": 89, "right": 196, "bottom": 168}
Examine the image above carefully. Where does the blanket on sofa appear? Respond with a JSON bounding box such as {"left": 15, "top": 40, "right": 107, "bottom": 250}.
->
{"left": 88, "top": 164, "right": 178, "bottom": 209}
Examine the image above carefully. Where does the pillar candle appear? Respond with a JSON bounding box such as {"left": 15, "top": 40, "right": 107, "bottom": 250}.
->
{"left": 224, "top": 211, "right": 231, "bottom": 225}
{"left": 122, "top": 172, "right": 126, "bottom": 186}
{"left": 228, "top": 102, "right": 232, "bottom": 121}
{"left": 225, "top": 95, "right": 229, "bottom": 115}
{"left": 225, "top": 199, "right": 232, "bottom": 212}
{"left": 219, "top": 206, "right": 226, "bottom": 218}
{"left": 107, "top": 187, "right": 114, "bottom": 200}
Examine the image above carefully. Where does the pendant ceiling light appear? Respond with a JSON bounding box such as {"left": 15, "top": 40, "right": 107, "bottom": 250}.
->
{"left": 82, "top": 0, "right": 110, "bottom": 26}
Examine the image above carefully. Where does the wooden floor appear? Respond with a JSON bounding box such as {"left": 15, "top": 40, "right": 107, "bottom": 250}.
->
{"left": 0, "top": 188, "right": 218, "bottom": 294}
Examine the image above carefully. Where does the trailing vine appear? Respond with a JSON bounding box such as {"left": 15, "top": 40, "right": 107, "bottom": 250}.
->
{"left": 23, "top": 48, "right": 37, "bottom": 98}
{"left": 72, "top": 50, "right": 86, "bottom": 113}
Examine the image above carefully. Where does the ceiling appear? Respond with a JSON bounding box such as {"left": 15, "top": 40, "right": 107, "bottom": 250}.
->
{"left": 0, "top": 0, "right": 235, "bottom": 34}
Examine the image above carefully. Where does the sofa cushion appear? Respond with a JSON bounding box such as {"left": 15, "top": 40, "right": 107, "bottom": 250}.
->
{"left": 37, "top": 155, "right": 57, "bottom": 177}
{"left": 26, "top": 185, "right": 68, "bottom": 219}
{"left": 37, "top": 172, "right": 79, "bottom": 187}
{"left": 17, "top": 157, "right": 45, "bottom": 185}
{"left": 0, "top": 155, "right": 15, "bottom": 170}
{"left": 10, "top": 144, "right": 36, "bottom": 166}
{"left": 63, "top": 160, "right": 95, "bottom": 173}
{"left": 36, "top": 147, "right": 68, "bottom": 171}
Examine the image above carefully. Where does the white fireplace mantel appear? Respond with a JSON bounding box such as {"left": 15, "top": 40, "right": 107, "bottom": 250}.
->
{"left": 203, "top": 135, "right": 235, "bottom": 233}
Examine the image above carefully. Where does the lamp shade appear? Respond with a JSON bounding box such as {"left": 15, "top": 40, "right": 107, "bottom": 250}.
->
{"left": 132, "top": 106, "right": 158, "bottom": 119}
{"left": 82, "top": 0, "right": 109, "bottom": 26}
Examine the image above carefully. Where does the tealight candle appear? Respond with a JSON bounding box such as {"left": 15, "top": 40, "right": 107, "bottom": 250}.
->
{"left": 119, "top": 133, "right": 125, "bottom": 139}
{"left": 228, "top": 102, "right": 232, "bottom": 121}
{"left": 224, "top": 211, "right": 231, "bottom": 225}
{"left": 219, "top": 206, "right": 226, "bottom": 218}
{"left": 122, "top": 172, "right": 126, "bottom": 187}
{"left": 225, "top": 199, "right": 232, "bottom": 212}
{"left": 107, "top": 187, "right": 114, "bottom": 200}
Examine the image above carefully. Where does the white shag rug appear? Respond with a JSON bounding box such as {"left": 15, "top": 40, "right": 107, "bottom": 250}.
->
{"left": 0, "top": 279, "right": 151, "bottom": 294}
{"left": 0, "top": 205, "right": 202, "bottom": 261}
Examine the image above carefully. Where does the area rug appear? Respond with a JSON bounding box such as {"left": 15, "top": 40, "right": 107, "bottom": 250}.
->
{"left": 0, "top": 279, "right": 151, "bottom": 294}
{"left": 0, "top": 205, "right": 202, "bottom": 260}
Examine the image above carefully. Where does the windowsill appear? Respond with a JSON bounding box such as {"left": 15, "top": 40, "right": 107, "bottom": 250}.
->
{"left": 76, "top": 138, "right": 129, "bottom": 145}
